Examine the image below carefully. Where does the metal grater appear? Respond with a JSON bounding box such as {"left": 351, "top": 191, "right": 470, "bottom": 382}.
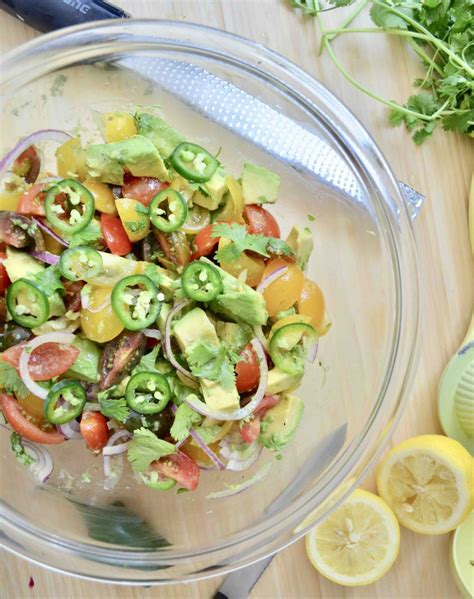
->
{"left": 120, "top": 56, "right": 424, "bottom": 220}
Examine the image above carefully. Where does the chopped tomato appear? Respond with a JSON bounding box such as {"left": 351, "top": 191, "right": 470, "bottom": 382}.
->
{"left": 17, "top": 183, "right": 48, "bottom": 216}
{"left": 80, "top": 412, "right": 109, "bottom": 451}
{"left": 13, "top": 146, "right": 41, "bottom": 184}
{"left": 254, "top": 394, "right": 280, "bottom": 417}
{"left": 0, "top": 393, "right": 65, "bottom": 444}
{"left": 0, "top": 252, "right": 10, "bottom": 294}
{"left": 240, "top": 418, "right": 261, "bottom": 443}
{"left": 191, "top": 223, "right": 220, "bottom": 259}
{"left": 100, "top": 213, "right": 132, "bottom": 256}
{"left": 1, "top": 341, "right": 80, "bottom": 381}
{"left": 236, "top": 344, "right": 260, "bottom": 393}
{"left": 244, "top": 205, "right": 280, "bottom": 238}
{"left": 122, "top": 175, "right": 169, "bottom": 207}
{"left": 63, "top": 280, "right": 84, "bottom": 313}
{"left": 239, "top": 395, "right": 280, "bottom": 443}
{"left": 262, "top": 258, "right": 304, "bottom": 316}
{"left": 152, "top": 450, "right": 200, "bottom": 491}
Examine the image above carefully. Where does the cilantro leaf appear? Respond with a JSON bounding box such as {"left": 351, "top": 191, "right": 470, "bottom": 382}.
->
{"left": 99, "top": 398, "right": 130, "bottom": 423}
{"left": 170, "top": 403, "right": 202, "bottom": 442}
{"left": 0, "top": 360, "right": 29, "bottom": 400}
{"left": 10, "top": 432, "right": 36, "bottom": 466}
{"left": 127, "top": 428, "right": 176, "bottom": 473}
{"left": 369, "top": 3, "right": 413, "bottom": 29}
{"left": 68, "top": 220, "right": 103, "bottom": 248}
{"left": 29, "top": 264, "right": 64, "bottom": 296}
{"left": 133, "top": 345, "right": 161, "bottom": 375}
{"left": 212, "top": 223, "right": 293, "bottom": 263}
{"left": 187, "top": 340, "right": 237, "bottom": 391}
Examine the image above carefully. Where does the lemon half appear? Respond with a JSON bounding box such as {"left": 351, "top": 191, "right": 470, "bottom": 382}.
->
{"left": 377, "top": 435, "right": 473, "bottom": 535}
{"left": 305, "top": 489, "right": 400, "bottom": 586}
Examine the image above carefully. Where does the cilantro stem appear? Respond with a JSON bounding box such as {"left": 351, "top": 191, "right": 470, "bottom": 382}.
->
{"left": 326, "top": 0, "right": 369, "bottom": 42}
{"left": 409, "top": 39, "right": 444, "bottom": 78}
{"left": 322, "top": 37, "right": 437, "bottom": 122}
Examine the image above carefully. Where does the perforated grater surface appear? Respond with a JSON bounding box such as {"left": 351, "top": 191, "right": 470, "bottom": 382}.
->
{"left": 120, "top": 56, "right": 424, "bottom": 219}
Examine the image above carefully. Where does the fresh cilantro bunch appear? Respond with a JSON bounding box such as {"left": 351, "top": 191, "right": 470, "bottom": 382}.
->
{"left": 290, "top": 0, "right": 474, "bottom": 143}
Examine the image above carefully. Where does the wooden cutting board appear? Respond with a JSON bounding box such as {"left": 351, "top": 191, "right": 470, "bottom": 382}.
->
{"left": 1, "top": 1, "right": 472, "bottom": 597}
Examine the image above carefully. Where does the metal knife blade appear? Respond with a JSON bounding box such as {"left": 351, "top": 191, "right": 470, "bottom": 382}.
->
{"left": 213, "top": 423, "right": 347, "bottom": 599}
{"left": 119, "top": 56, "right": 424, "bottom": 219}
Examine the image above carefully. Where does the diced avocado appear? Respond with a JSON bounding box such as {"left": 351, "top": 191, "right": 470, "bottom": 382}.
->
{"left": 192, "top": 169, "right": 228, "bottom": 210}
{"left": 242, "top": 162, "right": 280, "bottom": 205}
{"left": 201, "top": 378, "right": 239, "bottom": 412}
{"left": 4, "top": 248, "right": 43, "bottom": 282}
{"left": 157, "top": 302, "right": 171, "bottom": 333}
{"left": 216, "top": 321, "right": 253, "bottom": 354}
{"left": 66, "top": 337, "right": 100, "bottom": 382}
{"left": 85, "top": 135, "right": 169, "bottom": 185}
{"left": 200, "top": 258, "right": 268, "bottom": 326}
{"left": 173, "top": 308, "right": 220, "bottom": 351}
{"left": 266, "top": 367, "right": 302, "bottom": 395}
{"left": 286, "top": 226, "right": 313, "bottom": 271}
{"left": 172, "top": 308, "right": 240, "bottom": 412}
{"left": 259, "top": 394, "right": 303, "bottom": 451}
{"left": 135, "top": 112, "right": 184, "bottom": 158}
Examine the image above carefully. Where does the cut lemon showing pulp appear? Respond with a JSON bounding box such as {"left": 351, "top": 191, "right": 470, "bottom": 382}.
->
{"left": 305, "top": 489, "right": 400, "bottom": 586}
{"left": 377, "top": 435, "right": 473, "bottom": 535}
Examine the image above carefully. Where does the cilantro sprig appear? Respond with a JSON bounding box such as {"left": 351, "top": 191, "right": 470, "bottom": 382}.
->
{"left": 127, "top": 428, "right": 176, "bottom": 473}
{"left": 290, "top": 0, "right": 474, "bottom": 143}
{"left": 187, "top": 340, "right": 241, "bottom": 391}
{"left": 0, "top": 360, "right": 29, "bottom": 400}
{"left": 10, "top": 432, "right": 36, "bottom": 466}
{"left": 212, "top": 223, "right": 294, "bottom": 262}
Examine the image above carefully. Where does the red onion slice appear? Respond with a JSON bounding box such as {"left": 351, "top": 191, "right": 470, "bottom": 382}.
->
{"left": 103, "top": 429, "right": 131, "bottom": 489}
{"left": 189, "top": 428, "right": 225, "bottom": 470}
{"left": 306, "top": 338, "right": 319, "bottom": 363}
{"left": 19, "top": 332, "right": 76, "bottom": 400}
{"left": 185, "top": 338, "right": 268, "bottom": 421}
{"left": 164, "top": 299, "right": 196, "bottom": 381}
{"left": 22, "top": 441, "right": 53, "bottom": 483}
{"left": 0, "top": 129, "right": 72, "bottom": 180}
{"left": 220, "top": 438, "right": 263, "bottom": 471}
{"left": 256, "top": 265, "right": 288, "bottom": 295}
{"left": 143, "top": 328, "right": 162, "bottom": 341}
{"left": 30, "top": 251, "right": 60, "bottom": 265}
{"left": 206, "top": 461, "right": 272, "bottom": 499}
{"left": 32, "top": 217, "right": 68, "bottom": 247}
{"left": 57, "top": 420, "right": 81, "bottom": 440}
{"left": 227, "top": 445, "right": 262, "bottom": 471}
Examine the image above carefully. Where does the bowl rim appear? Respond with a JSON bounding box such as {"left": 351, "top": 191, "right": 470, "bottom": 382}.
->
{"left": 0, "top": 18, "right": 421, "bottom": 583}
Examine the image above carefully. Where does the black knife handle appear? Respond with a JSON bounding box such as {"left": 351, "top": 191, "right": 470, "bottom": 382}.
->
{"left": 0, "top": 0, "right": 130, "bottom": 32}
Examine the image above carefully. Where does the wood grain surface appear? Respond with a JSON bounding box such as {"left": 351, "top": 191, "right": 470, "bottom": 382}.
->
{"left": 1, "top": 1, "right": 473, "bottom": 598}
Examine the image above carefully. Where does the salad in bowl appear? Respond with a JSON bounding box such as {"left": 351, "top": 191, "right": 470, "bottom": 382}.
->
{"left": 0, "top": 110, "right": 330, "bottom": 494}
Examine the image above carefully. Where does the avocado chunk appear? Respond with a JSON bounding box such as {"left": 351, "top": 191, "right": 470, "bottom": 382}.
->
{"left": 266, "top": 367, "right": 302, "bottom": 395}
{"left": 259, "top": 394, "right": 303, "bottom": 451}
{"left": 200, "top": 257, "right": 268, "bottom": 326}
{"left": 192, "top": 168, "right": 228, "bottom": 210}
{"left": 156, "top": 302, "right": 171, "bottom": 334}
{"left": 173, "top": 308, "right": 240, "bottom": 411}
{"left": 66, "top": 337, "right": 101, "bottom": 382}
{"left": 3, "top": 248, "right": 43, "bottom": 282}
{"left": 216, "top": 321, "right": 253, "bottom": 354}
{"left": 242, "top": 162, "right": 280, "bottom": 205}
{"left": 135, "top": 112, "right": 184, "bottom": 158}
{"left": 85, "top": 135, "right": 169, "bottom": 185}
{"left": 285, "top": 226, "right": 313, "bottom": 271}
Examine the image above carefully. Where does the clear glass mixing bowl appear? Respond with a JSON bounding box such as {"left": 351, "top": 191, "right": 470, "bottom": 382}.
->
{"left": 0, "top": 20, "right": 420, "bottom": 584}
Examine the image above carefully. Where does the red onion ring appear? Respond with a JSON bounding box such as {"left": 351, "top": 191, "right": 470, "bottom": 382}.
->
{"left": 32, "top": 217, "right": 68, "bottom": 247}
{"left": 143, "top": 329, "right": 162, "bottom": 341}
{"left": 220, "top": 438, "right": 263, "bottom": 471}
{"left": 206, "top": 461, "right": 272, "bottom": 499}
{"left": 0, "top": 129, "right": 72, "bottom": 180}
{"left": 189, "top": 428, "right": 225, "bottom": 470}
{"left": 164, "top": 299, "right": 196, "bottom": 381}
{"left": 57, "top": 420, "right": 81, "bottom": 440}
{"left": 185, "top": 338, "right": 268, "bottom": 421}
{"left": 19, "top": 332, "right": 76, "bottom": 400}
{"left": 306, "top": 339, "right": 319, "bottom": 363}
{"left": 22, "top": 441, "right": 53, "bottom": 483}
{"left": 256, "top": 265, "right": 288, "bottom": 295}
{"left": 103, "top": 430, "right": 131, "bottom": 489}
{"left": 30, "top": 251, "right": 60, "bottom": 265}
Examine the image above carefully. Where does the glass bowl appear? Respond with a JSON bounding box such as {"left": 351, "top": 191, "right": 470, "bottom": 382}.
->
{"left": 0, "top": 20, "right": 420, "bottom": 584}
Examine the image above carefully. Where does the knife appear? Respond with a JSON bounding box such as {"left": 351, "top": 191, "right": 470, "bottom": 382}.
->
{"left": 0, "top": 2, "right": 424, "bottom": 218}
{"left": 213, "top": 424, "right": 348, "bottom": 599}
